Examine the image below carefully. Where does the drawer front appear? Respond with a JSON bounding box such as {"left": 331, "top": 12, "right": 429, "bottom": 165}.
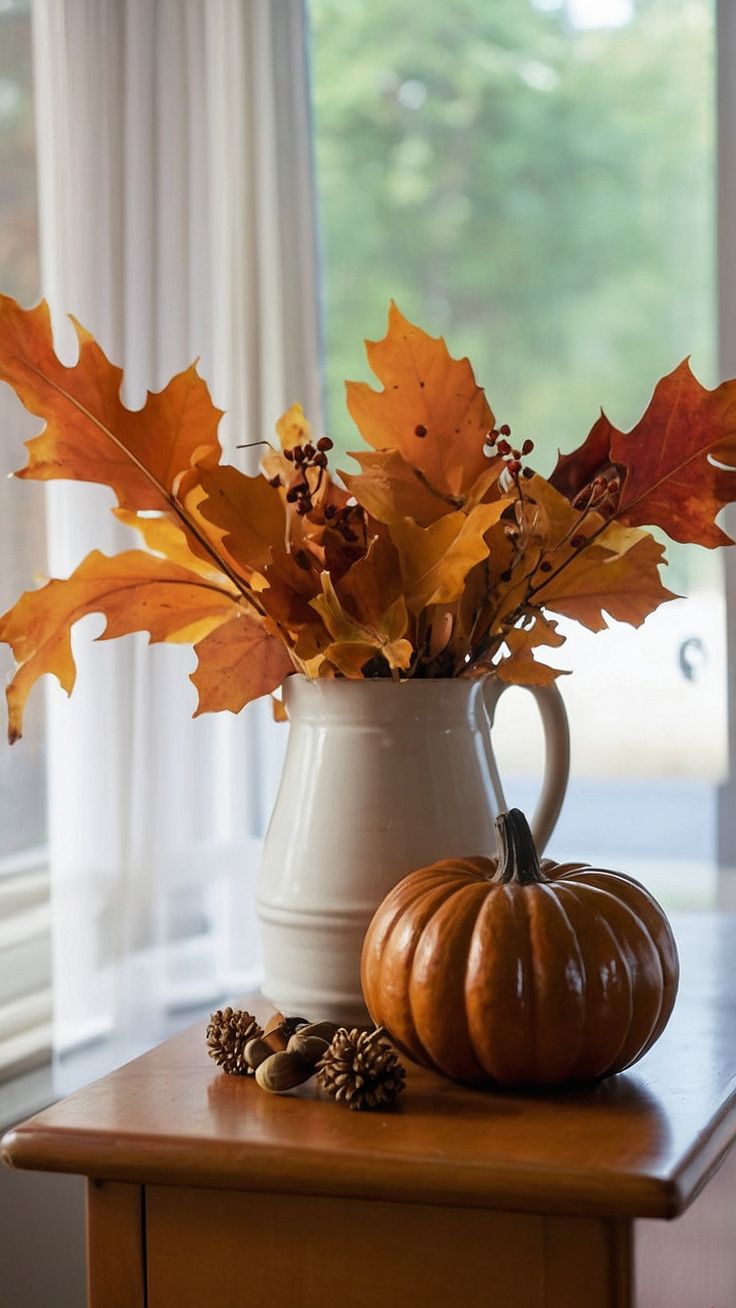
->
{"left": 145, "top": 1186, "right": 625, "bottom": 1308}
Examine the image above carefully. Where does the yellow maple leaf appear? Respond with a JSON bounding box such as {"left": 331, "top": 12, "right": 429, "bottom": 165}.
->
{"left": 390, "top": 500, "right": 508, "bottom": 615}
{"left": 310, "top": 570, "right": 412, "bottom": 677}
{"left": 275, "top": 402, "right": 312, "bottom": 451}
{"left": 185, "top": 463, "right": 287, "bottom": 575}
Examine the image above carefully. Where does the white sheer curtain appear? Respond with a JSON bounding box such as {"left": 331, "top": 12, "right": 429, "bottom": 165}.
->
{"left": 31, "top": 0, "right": 322, "bottom": 1055}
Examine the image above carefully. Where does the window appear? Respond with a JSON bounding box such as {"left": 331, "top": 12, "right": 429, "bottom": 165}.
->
{"left": 0, "top": 0, "right": 51, "bottom": 1081}
{"left": 0, "top": 0, "right": 45, "bottom": 859}
{"left": 309, "top": 0, "right": 721, "bottom": 904}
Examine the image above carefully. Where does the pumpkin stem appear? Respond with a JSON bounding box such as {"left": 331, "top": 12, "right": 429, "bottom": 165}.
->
{"left": 495, "top": 809, "right": 545, "bottom": 884}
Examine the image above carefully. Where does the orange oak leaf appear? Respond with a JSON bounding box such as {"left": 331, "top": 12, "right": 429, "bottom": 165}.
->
{"left": 191, "top": 615, "right": 294, "bottom": 716}
{"left": 390, "top": 500, "right": 508, "bottom": 615}
{"left": 346, "top": 302, "right": 498, "bottom": 499}
{"left": 551, "top": 360, "right": 736, "bottom": 547}
{"left": 113, "top": 510, "right": 228, "bottom": 580}
{"left": 0, "top": 295, "right": 221, "bottom": 511}
{"left": 533, "top": 533, "right": 677, "bottom": 631}
{"left": 0, "top": 550, "right": 241, "bottom": 742}
{"left": 494, "top": 652, "right": 564, "bottom": 687}
{"left": 494, "top": 613, "right": 567, "bottom": 686}
{"left": 477, "top": 477, "right": 676, "bottom": 651}
{"left": 184, "top": 464, "right": 287, "bottom": 574}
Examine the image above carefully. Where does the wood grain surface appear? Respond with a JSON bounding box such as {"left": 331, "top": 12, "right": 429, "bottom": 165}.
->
{"left": 86, "top": 1181, "right": 145, "bottom": 1308}
{"left": 3, "top": 913, "right": 736, "bottom": 1222}
{"left": 145, "top": 1188, "right": 629, "bottom": 1308}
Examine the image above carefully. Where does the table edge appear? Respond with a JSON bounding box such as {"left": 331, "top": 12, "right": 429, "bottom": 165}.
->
{"left": 0, "top": 1117, "right": 709, "bottom": 1221}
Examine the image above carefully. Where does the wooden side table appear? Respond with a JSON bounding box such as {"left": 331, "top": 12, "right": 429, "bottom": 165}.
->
{"left": 2, "top": 913, "right": 736, "bottom": 1308}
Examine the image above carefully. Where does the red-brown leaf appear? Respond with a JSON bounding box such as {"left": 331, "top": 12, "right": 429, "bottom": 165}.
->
{"left": 551, "top": 360, "right": 736, "bottom": 547}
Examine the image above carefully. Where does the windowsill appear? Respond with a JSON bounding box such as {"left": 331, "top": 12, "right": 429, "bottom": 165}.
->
{"left": 0, "top": 994, "right": 244, "bottom": 1132}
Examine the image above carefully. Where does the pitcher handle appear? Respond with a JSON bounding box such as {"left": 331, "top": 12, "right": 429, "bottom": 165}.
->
{"left": 482, "top": 678, "right": 570, "bottom": 854}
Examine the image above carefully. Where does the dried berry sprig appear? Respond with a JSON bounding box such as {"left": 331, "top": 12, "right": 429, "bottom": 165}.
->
{"left": 280, "top": 435, "right": 335, "bottom": 516}
{"left": 485, "top": 424, "right": 536, "bottom": 497}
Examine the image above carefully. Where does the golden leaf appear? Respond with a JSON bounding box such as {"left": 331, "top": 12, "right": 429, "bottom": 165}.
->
{"left": 276, "top": 402, "right": 312, "bottom": 451}
{"left": 534, "top": 534, "right": 677, "bottom": 630}
{"left": 505, "top": 612, "right": 566, "bottom": 654}
{"left": 346, "top": 302, "right": 498, "bottom": 499}
{"left": 493, "top": 612, "right": 568, "bottom": 686}
{"left": 390, "top": 500, "right": 508, "bottom": 615}
{"left": 471, "top": 476, "right": 677, "bottom": 666}
{"left": 341, "top": 450, "right": 501, "bottom": 529}
{"left": 493, "top": 652, "right": 565, "bottom": 686}
{"left": 311, "top": 544, "right": 415, "bottom": 680}
{"left": 271, "top": 693, "right": 289, "bottom": 723}
{"left": 335, "top": 533, "right": 406, "bottom": 627}
{"left": 186, "top": 463, "right": 287, "bottom": 574}
{"left": 114, "top": 510, "right": 226, "bottom": 580}
{"left": 0, "top": 550, "right": 241, "bottom": 742}
{"left": 341, "top": 449, "right": 457, "bottom": 526}
{"left": 260, "top": 552, "right": 321, "bottom": 628}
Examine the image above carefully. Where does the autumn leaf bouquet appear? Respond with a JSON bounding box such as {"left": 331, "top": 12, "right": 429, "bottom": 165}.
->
{"left": 0, "top": 297, "right": 733, "bottom": 744}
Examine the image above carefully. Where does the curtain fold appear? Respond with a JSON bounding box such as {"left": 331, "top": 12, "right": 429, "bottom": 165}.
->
{"left": 30, "top": 0, "right": 321, "bottom": 1055}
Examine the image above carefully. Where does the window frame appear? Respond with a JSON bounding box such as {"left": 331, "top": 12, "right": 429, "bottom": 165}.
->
{"left": 716, "top": 0, "right": 736, "bottom": 889}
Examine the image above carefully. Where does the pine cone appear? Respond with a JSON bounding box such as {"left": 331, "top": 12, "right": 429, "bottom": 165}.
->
{"left": 316, "top": 1027, "right": 406, "bottom": 1111}
{"left": 206, "top": 1007, "right": 264, "bottom": 1076}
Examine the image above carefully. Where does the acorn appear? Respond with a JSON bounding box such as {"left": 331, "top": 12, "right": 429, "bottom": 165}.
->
{"left": 287, "top": 1031, "right": 331, "bottom": 1064}
{"left": 255, "top": 1050, "right": 314, "bottom": 1094}
{"left": 294, "top": 1020, "right": 339, "bottom": 1043}
{"left": 243, "top": 1036, "right": 275, "bottom": 1071}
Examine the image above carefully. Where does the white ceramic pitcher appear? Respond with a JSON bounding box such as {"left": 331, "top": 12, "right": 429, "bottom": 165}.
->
{"left": 257, "top": 674, "right": 570, "bottom": 1024}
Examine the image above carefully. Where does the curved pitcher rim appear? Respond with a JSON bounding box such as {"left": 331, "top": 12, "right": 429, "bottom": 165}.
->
{"left": 283, "top": 671, "right": 493, "bottom": 693}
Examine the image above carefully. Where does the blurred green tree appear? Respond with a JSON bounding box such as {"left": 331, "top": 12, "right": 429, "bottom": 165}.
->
{"left": 309, "top": 0, "right": 714, "bottom": 522}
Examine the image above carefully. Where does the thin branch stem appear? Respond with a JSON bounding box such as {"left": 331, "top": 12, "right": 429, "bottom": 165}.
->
{"left": 413, "top": 467, "right": 465, "bottom": 510}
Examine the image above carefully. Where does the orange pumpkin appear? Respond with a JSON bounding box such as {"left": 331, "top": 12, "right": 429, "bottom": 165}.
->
{"left": 361, "top": 809, "right": 679, "bottom": 1086}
